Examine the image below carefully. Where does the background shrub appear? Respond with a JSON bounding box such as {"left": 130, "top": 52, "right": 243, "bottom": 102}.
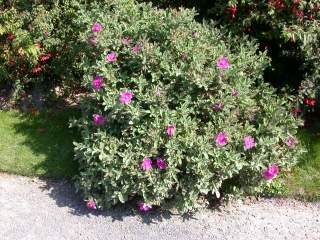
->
{"left": 0, "top": 0, "right": 86, "bottom": 101}
{"left": 72, "top": 0, "right": 304, "bottom": 212}
{"left": 212, "top": 0, "right": 320, "bottom": 111}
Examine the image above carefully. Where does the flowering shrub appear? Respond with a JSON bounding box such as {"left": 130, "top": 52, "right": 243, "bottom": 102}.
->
{"left": 72, "top": 0, "right": 304, "bottom": 212}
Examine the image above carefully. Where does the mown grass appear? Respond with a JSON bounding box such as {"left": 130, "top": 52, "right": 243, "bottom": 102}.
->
{"left": 0, "top": 109, "right": 80, "bottom": 178}
{"left": 283, "top": 128, "right": 320, "bottom": 201}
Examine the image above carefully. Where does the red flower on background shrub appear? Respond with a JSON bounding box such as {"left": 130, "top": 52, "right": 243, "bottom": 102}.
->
{"left": 308, "top": 14, "right": 315, "bottom": 21}
{"left": 228, "top": 5, "right": 237, "bottom": 19}
{"left": 32, "top": 65, "right": 43, "bottom": 74}
{"left": 303, "top": 98, "right": 316, "bottom": 107}
{"left": 291, "top": 5, "right": 304, "bottom": 18}
{"left": 7, "top": 58, "right": 15, "bottom": 66}
{"left": 259, "top": 42, "right": 269, "bottom": 50}
{"left": 50, "top": 51, "right": 61, "bottom": 57}
{"left": 243, "top": 26, "right": 252, "bottom": 33}
{"left": 6, "top": 32, "right": 15, "bottom": 41}
{"left": 39, "top": 53, "right": 52, "bottom": 63}
{"left": 291, "top": 107, "right": 302, "bottom": 116}
{"left": 268, "top": 0, "right": 285, "bottom": 9}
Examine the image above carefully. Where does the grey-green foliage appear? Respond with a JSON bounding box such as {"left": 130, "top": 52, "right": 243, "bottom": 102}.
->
{"left": 72, "top": 0, "right": 304, "bottom": 212}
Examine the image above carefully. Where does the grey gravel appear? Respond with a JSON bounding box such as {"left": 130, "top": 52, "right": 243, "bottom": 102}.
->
{"left": 0, "top": 173, "right": 319, "bottom": 240}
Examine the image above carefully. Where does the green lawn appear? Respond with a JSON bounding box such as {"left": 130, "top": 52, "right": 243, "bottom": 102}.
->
{"left": 0, "top": 109, "right": 79, "bottom": 178}
{"left": 284, "top": 128, "right": 320, "bottom": 201}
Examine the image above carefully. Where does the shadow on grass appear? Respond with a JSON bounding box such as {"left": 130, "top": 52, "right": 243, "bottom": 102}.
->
{"left": 11, "top": 108, "right": 80, "bottom": 179}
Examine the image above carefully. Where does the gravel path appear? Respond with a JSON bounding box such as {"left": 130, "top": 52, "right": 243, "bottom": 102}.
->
{"left": 0, "top": 173, "right": 319, "bottom": 240}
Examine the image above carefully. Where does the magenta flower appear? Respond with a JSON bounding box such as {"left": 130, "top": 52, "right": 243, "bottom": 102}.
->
{"left": 166, "top": 124, "right": 176, "bottom": 137}
{"left": 218, "top": 72, "right": 225, "bottom": 78}
{"left": 121, "top": 36, "right": 132, "bottom": 45}
{"left": 86, "top": 199, "right": 97, "bottom": 210}
{"left": 138, "top": 202, "right": 152, "bottom": 213}
{"left": 156, "top": 157, "right": 167, "bottom": 170}
{"left": 106, "top": 51, "right": 117, "bottom": 62}
{"left": 231, "top": 89, "right": 238, "bottom": 97}
{"left": 216, "top": 56, "right": 230, "bottom": 69}
{"left": 88, "top": 36, "right": 97, "bottom": 45}
{"left": 92, "top": 76, "right": 103, "bottom": 90}
{"left": 92, "top": 23, "right": 103, "bottom": 33}
{"left": 180, "top": 52, "right": 188, "bottom": 60}
{"left": 156, "top": 87, "right": 161, "bottom": 96}
{"left": 192, "top": 32, "right": 198, "bottom": 38}
{"left": 93, "top": 114, "right": 106, "bottom": 125}
{"left": 213, "top": 103, "right": 223, "bottom": 111}
{"left": 244, "top": 135, "right": 256, "bottom": 150}
{"left": 285, "top": 136, "right": 297, "bottom": 148}
{"left": 140, "top": 157, "right": 152, "bottom": 171}
{"left": 262, "top": 164, "right": 279, "bottom": 180}
{"left": 215, "top": 132, "right": 228, "bottom": 146}
{"left": 131, "top": 44, "right": 142, "bottom": 54}
{"left": 119, "top": 91, "right": 134, "bottom": 105}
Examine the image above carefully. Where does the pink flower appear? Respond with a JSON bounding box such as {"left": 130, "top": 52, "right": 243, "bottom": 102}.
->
{"left": 244, "top": 136, "right": 256, "bottom": 150}
{"left": 92, "top": 23, "right": 103, "bottom": 33}
{"left": 262, "top": 164, "right": 279, "bottom": 180}
{"left": 131, "top": 44, "right": 142, "bottom": 54}
{"left": 119, "top": 91, "right": 134, "bottom": 105}
{"left": 86, "top": 199, "right": 97, "bottom": 210}
{"left": 166, "top": 124, "right": 176, "bottom": 137}
{"left": 156, "top": 157, "right": 167, "bottom": 170}
{"left": 192, "top": 32, "right": 198, "bottom": 38}
{"left": 106, "top": 52, "right": 117, "bottom": 62}
{"left": 138, "top": 202, "right": 152, "bottom": 213}
{"left": 213, "top": 103, "right": 223, "bottom": 111}
{"left": 39, "top": 53, "right": 52, "bottom": 63}
{"left": 6, "top": 32, "right": 15, "bottom": 41}
{"left": 180, "top": 52, "right": 188, "bottom": 60}
{"left": 285, "top": 136, "right": 297, "bottom": 148}
{"left": 92, "top": 76, "right": 103, "bottom": 90}
{"left": 216, "top": 56, "right": 230, "bottom": 69}
{"left": 291, "top": 107, "right": 301, "bottom": 117}
{"left": 121, "top": 36, "right": 132, "bottom": 45}
{"left": 231, "top": 89, "right": 238, "bottom": 97}
{"left": 156, "top": 87, "right": 161, "bottom": 96}
{"left": 140, "top": 157, "right": 152, "bottom": 171}
{"left": 215, "top": 132, "right": 228, "bottom": 146}
{"left": 88, "top": 36, "right": 97, "bottom": 45}
{"left": 32, "top": 65, "right": 43, "bottom": 75}
{"left": 93, "top": 114, "right": 106, "bottom": 125}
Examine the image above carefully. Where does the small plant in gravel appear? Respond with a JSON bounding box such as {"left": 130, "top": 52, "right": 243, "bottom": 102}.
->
{"left": 72, "top": 0, "right": 305, "bottom": 212}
